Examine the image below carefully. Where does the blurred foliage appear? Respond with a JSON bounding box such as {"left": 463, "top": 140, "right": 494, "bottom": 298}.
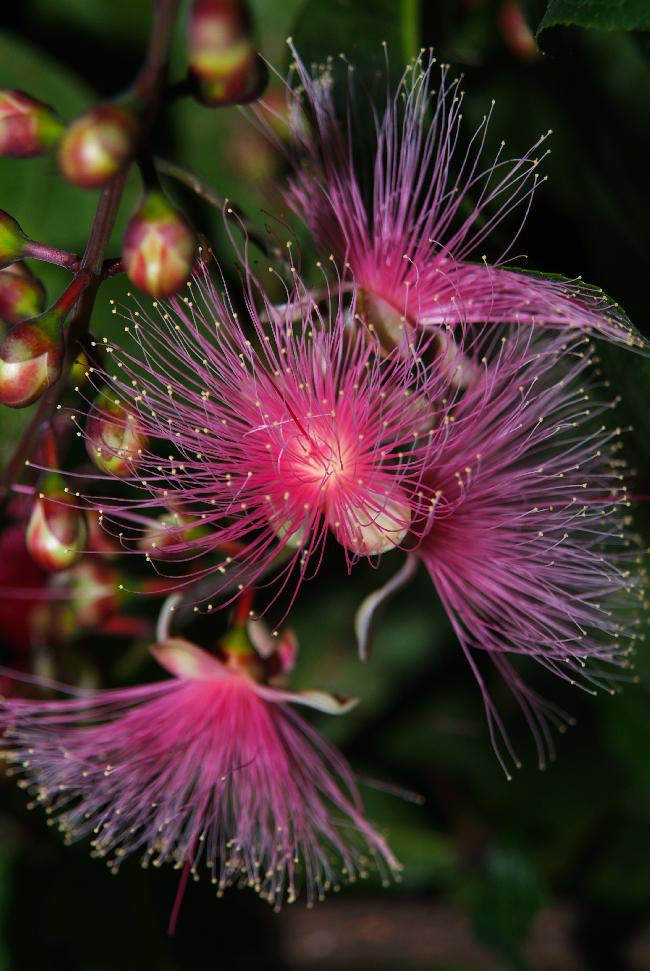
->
{"left": 0, "top": 0, "right": 649, "bottom": 969}
{"left": 535, "top": 0, "right": 650, "bottom": 37}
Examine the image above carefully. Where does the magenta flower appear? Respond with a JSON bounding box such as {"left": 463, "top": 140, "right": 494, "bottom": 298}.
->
{"left": 70, "top": 265, "right": 446, "bottom": 603}
{"left": 412, "top": 327, "right": 644, "bottom": 772}
{"left": 278, "top": 47, "right": 645, "bottom": 352}
{"left": 0, "top": 630, "right": 399, "bottom": 907}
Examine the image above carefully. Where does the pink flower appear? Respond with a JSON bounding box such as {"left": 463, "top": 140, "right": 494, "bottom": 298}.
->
{"left": 413, "top": 327, "right": 644, "bottom": 772}
{"left": 69, "top": 265, "right": 445, "bottom": 604}
{"left": 0, "top": 631, "right": 399, "bottom": 907}
{"left": 278, "top": 47, "right": 645, "bottom": 352}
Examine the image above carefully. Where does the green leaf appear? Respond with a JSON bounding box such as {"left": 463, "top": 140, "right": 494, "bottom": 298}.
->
{"left": 537, "top": 0, "right": 650, "bottom": 36}
{"left": 470, "top": 849, "right": 545, "bottom": 960}
{"left": 290, "top": 0, "right": 409, "bottom": 77}
{"left": 26, "top": 0, "right": 150, "bottom": 46}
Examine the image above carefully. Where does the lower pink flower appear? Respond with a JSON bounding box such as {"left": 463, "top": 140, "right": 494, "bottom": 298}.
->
{"left": 0, "top": 637, "right": 399, "bottom": 908}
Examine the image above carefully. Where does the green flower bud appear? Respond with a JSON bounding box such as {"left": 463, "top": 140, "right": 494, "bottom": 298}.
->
{"left": 0, "top": 89, "right": 64, "bottom": 158}
{"left": 122, "top": 191, "right": 197, "bottom": 298}
{"left": 58, "top": 103, "right": 138, "bottom": 189}
{"left": 188, "top": 0, "right": 267, "bottom": 107}
{"left": 86, "top": 392, "right": 148, "bottom": 477}
{"left": 0, "top": 262, "right": 46, "bottom": 325}
{"left": 0, "top": 210, "right": 27, "bottom": 269}
{"left": 26, "top": 483, "right": 87, "bottom": 572}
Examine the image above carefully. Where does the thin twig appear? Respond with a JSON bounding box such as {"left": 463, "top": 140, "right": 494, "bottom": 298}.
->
{"left": 154, "top": 155, "right": 273, "bottom": 257}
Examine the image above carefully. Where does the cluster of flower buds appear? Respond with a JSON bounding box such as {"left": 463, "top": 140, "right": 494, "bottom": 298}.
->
{"left": 0, "top": 90, "right": 64, "bottom": 158}
{"left": 122, "top": 189, "right": 197, "bottom": 297}
{"left": 0, "top": 271, "right": 88, "bottom": 407}
{"left": 58, "top": 101, "right": 139, "bottom": 189}
{"left": 26, "top": 473, "right": 87, "bottom": 572}
{"left": 187, "top": 0, "right": 267, "bottom": 106}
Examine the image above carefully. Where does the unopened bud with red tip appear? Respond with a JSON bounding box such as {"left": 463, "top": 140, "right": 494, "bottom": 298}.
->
{"left": 122, "top": 190, "right": 197, "bottom": 298}
{"left": 86, "top": 391, "right": 148, "bottom": 477}
{"left": 26, "top": 477, "right": 87, "bottom": 572}
{"left": 498, "top": 0, "right": 539, "bottom": 60}
{"left": 138, "top": 512, "right": 208, "bottom": 559}
{"left": 0, "top": 272, "right": 89, "bottom": 408}
{"left": 0, "top": 210, "right": 28, "bottom": 269}
{"left": 0, "top": 90, "right": 64, "bottom": 158}
{"left": 58, "top": 103, "right": 138, "bottom": 189}
{"left": 0, "top": 262, "right": 46, "bottom": 325}
{"left": 188, "top": 0, "right": 267, "bottom": 107}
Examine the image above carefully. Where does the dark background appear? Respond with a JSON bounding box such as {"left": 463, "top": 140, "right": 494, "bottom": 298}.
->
{"left": 0, "top": 1, "right": 649, "bottom": 969}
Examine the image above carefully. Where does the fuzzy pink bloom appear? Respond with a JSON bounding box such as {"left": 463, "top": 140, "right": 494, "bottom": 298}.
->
{"left": 64, "top": 265, "right": 446, "bottom": 604}
{"left": 0, "top": 637, "right": 399, "bottom": 907}
{"left": 277, "top": 47, "right": 645, "bottom": 352}
{"left": 415, "top": 327, "right": 645, "bottom": 772}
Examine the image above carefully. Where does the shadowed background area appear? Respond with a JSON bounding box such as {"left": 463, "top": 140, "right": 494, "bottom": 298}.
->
{"left": 0, "top": 1, "right": 649, "bottom": 969}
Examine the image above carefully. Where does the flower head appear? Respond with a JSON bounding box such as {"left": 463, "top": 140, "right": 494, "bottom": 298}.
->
{"left": 70, "top": 264, "right": 445, "bottom": 607}
{"left": 278, "top": 47, "right": 645, "bottom": 352}
{"left": 0, "top": 630, "right": 399, "bottom": 907}
{"left": 415, "top": 327, "right": 645, "bottom": 772}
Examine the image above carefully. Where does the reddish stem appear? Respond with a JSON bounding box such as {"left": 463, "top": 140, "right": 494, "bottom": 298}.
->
{"left": 53, "top": 270, "right": 92, "bottom": 317}
{"left": 23, "top": 241, "right": 80, "bottom": 272}
{"left": 233, "top": 587, "right": 254, "bottom": 625}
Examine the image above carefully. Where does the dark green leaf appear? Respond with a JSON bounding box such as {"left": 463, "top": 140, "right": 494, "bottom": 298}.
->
{"left": 471, "top": 849, "right": 545, "bottom": 960}
{"left": 290, "top": 0, "right": 410, "bottom": 77}
{"left": 537, "top": 0, "right": 650, "bottom": 37}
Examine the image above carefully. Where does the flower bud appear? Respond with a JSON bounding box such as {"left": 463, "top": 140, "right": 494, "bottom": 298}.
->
{"left": 122, "top": 191, "right": 197, "bottom": 298}
{"left": 0, "top": 90, "right": 64, "bottom": 158}
{"left": 0, "top": 262, "right": 46, "bottom": 325}
{"left": 86, "top": 392, "right": 148, "bottom": 476}
{"left": 188, "top": 0, "right": 267, "bottom": 106}
{"left": 0, "top": 273, "right": 88, "bottom": 408}
{"left": 331, "top": 489, "right": 412, "bottom": 556}
{"left": 498, "top": 1, "right": 539, "bottom": 61}
{"left": 0, "top": 210, "right": 27, "bottom": 269}
{"left": 0, "top": 311, "right": 62, "bottom": 408}
{"left": 138, "top": 513, "right": 207, "bottom": 560}
{"left": 58, "top": 103, "right": 138, "bottom": 189}
{"left": 26, "top": 487, "right": 87, "bottom": 572}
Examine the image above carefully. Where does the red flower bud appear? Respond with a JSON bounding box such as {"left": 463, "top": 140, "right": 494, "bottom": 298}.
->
{"left": 0, "top": 89, "right": 64, "bottom": 158}
{"left": 86, "top": 392, "right": 148, "bottom": 477}
{"left": 58, "top": 103, "right": 138, "bottom": 189}
{"left": 0, "top": 273, "right": 89, "bottom": 408}
{"left": 0, "top": 210, "right": 27, "bottom": 269}
{"left": 26, "top": 488, "right": 87, "bottom": 572}
{"left": 0, "top": 262, "right": 46, "bottom": 325}
{"left": 137, "top": 512, "right": 208, "bottom": 560}
{"left": 188, "top": 0, "right": 267, "bottom": 106}
{"left": 43, "top": 560, "right": 122, "bottom": 641}
{"left": 122, "top": 191, "right": 197, "bottom": 298}
{"left": 498, "top": 1, "right": 539, "bottom": 61}
{"left": 0, "top": 312, "right": 62, "bottom": 408}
